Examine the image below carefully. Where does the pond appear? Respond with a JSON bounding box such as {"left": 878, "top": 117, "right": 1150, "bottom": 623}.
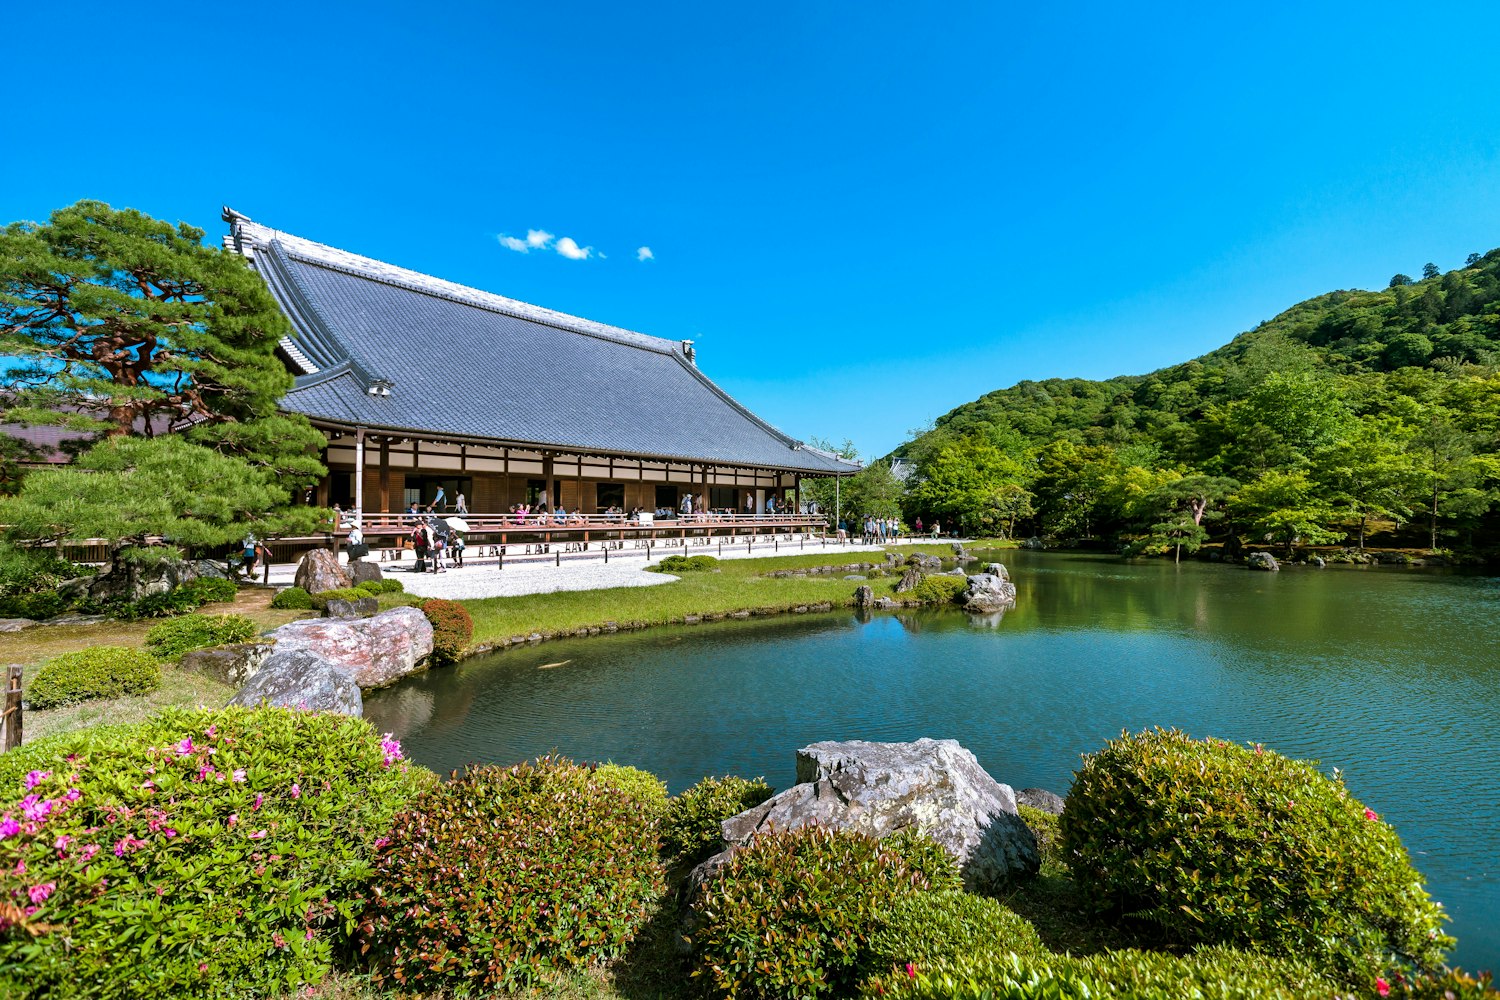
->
{"left": 365, "top": 549, "right": 1500, "bottom": 970}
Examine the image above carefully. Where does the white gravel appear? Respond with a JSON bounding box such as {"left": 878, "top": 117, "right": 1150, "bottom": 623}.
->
{"left": 265, "top": 534, "right": 967, "bottom": 600}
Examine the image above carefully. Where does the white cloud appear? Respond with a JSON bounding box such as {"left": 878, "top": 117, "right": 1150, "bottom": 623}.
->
{"left": 497, "top": 234, "right": 529, "bottom": 253}
{"left": 526, "top": 229, "right": 555, "bottom": 249}
{"left": 636, "top": 246, "right": 655, "bottom": 262}
{"left": 554, "top": 236, "right": 592, "bottom": 260}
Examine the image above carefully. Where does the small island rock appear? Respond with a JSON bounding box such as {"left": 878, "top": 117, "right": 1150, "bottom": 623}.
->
{"left": 962, "top": 572, "right": 1017, "bottom": 613}
{"left": 1247, "top": 552, "right": 1280, "bottom": 572}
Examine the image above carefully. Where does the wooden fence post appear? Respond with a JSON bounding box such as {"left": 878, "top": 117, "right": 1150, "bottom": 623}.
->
{"left": 3, "top": 665, "right": 22, "bottom": 752}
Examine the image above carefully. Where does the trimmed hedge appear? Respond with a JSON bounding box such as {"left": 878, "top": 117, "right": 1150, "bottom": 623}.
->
{"left": 0, "top": 707, "right": 430, "bottom": 998}
{"left": 420, "top": 598, "right": 473, "bottom": 666}
{"left": 660, "top": 774, "right": 774, "bottom": 866}
{"left": 1061, "top": 728, "right": 1451, "bottom": 981}
{"left": 859, "top": 890, "right": 1047, "bottom": 983}
{"left": 861, "top": 943, "right": 1334, "bottom": 1000}
{"left": 144, "top": 613, "right": 258, "bottom": 660}
{"left": 0, "top": 590, "right": 66, "bottom": 621}
{"left": 912, "top": 576, "right": 965, "bottom": 605}
{"left": 690, "top": 826, "right": 952, "bottom": 1000}
{"left": 269, "top": 586, "right": 314, "bottom": 610}
{"left": 596, "top": 762, "right": 669, "bottom": 816}
{"left": 26, "top": 647, "right": 163, "bottom": 708}
{"left": 654, "top": 554, "right": 719, "bottom": 573}
{"left": 360, "top": 756, "right": 665, "bottom": 993}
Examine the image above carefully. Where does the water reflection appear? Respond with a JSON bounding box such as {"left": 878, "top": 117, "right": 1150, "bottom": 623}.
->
{"left": 364, "top": 550, "right": 1500, "bottom": 968}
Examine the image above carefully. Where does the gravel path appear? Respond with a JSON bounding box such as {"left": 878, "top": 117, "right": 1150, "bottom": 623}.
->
{"left": 264, "top": 534, "right": 968, "bottom": 600}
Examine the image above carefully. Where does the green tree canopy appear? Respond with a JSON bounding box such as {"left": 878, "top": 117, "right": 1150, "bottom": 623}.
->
{"left": 0, "top": 200, "right": 323, "bottom": 481}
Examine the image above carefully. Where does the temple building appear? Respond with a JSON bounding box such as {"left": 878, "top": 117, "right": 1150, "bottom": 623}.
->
{"left": 221, "top": 208, "right": 858, "bottom": 520}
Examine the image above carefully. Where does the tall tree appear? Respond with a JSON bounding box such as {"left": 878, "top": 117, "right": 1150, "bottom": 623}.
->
{"left": 1315, "top": 418, "right": 1417, "bottom": 550}
{"left": 1133, "top": 474, "right": 1238, "bottom": 562}
{"left": 1230, "top": 470, "right": 1344, "bottom": 556}
{"left": 1405, "top": 412, "right": 1484, "bottom": 550}
{"left": 0, "top": 200, "right": 323, "bottom": 481}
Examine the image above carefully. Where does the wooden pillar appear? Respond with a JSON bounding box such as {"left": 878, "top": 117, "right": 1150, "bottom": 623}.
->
{"left": 795, "top": 474, "right": 802, "bottom": 515}
{"left": 701, "top": 464, "right": 710, "bottom": 512}
{"left": 379, "top": 437, "right": 390, "bottom": 513}
{"left": 542, "top": 453, "right": 555, "bottom": 508}
{"left": 354, "top": 427, "right": 366, "bottom": 526}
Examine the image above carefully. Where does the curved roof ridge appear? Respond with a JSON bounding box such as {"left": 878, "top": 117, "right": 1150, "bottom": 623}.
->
{"left": 231, "top": 215, "right": 680, "bottom": 355}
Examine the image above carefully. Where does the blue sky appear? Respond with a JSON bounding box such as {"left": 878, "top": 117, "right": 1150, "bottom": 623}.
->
{"left": 4, "top": 2, "right": 1499, "bottom": 459}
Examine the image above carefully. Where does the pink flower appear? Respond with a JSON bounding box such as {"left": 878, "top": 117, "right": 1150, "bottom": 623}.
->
{"left": 162, "top": 828, "right": 178, "bottom": 838}
{"left": 1365, "top": 808, "right": 1379, "bottom": 822}
{"left": 63, "top": 789, "right": 81, "bottom": 803}
{"left": 304, "top": 927, "right": 314, "bottom": 940}
{"left": 374, "top": 836, "right": 391, "bottom": 849}
{"left": 113, "top": 835, "right": 147, "bottom": 857}
{"left": 20, "top": 795, "right": 53, "bottom": 822}
{"left": 290, "top": 784, "right": 301, "bottom": 799}
{"left": 906, "top": 962, "right": 917, "bottom": 979}
{"left": 252, "top": 793, "right": 263, "bottom": 812}
{"left": 14, "top": 861, "right": 24, "bottom": 875}
{"left": 198, "top": 963, "right": 208, "bottom": 973}
{"left": 0, "top": 817, "right": 18, "bottom": 840}
{"left": 175, "top": 737, "right": 194, "bottom": 757}
{"left": 205, "top": 725, "right": 217, "bottom": 739}
{"left": 1253, "top": 743, "right": 1263, "bottom": 755}
{"left": 24, "top": 770, "right": 51, "bottom": 790}
{"left": 380, "top": 734, "right": 404, "bottom": 767}
{"left": 1375, "top": 977, "right": 1390, "bottom": 997}
{"left": 197, "top": 764, "right": 214, "bottom": 782}
{"left": 231, "top": 769, "right": 246, "bottom": 783}
{"left": 227, "top": 813, "right": 238, "bottom": 829}
{"left": 79, "top": 844, "right": 100, "bottom": 862}
{"left": 54, "top": 834, "right": 72, "bottom": 851}
{"left": 272, "top": 932, "right": 286, "bottom": 948}
{"left": 27, "top": 883, "right": 55, "bottom": 905}
{"left": 248, "top": 830, "right": 267, "bottom": 840}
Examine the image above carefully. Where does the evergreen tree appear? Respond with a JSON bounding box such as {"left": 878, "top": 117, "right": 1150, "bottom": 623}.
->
{"left": 0, "top": 199, "right": 323, "bottom": 481}
{"left": 1422, "top": 262, "right": 1440, "bottom": 280}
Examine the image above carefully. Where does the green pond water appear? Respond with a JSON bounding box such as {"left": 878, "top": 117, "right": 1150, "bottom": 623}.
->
{"left": 364, "top": 549, "right": 1500, "bottom": 970}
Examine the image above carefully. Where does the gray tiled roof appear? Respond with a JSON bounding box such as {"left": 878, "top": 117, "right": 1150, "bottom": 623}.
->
{"left": 225, "top": 211, "right": 858, "bottom": 475}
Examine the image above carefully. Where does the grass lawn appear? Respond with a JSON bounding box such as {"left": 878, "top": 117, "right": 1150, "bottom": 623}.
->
{"left": 456, "top": 549, "right": 914, "bottom": 647}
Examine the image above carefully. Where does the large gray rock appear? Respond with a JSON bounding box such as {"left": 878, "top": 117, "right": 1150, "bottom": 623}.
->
{"left": 893, "top": 567, "right": 924, "bottom": 593}
{"left": 709, "top": 738, "right": 1039, "bottom": 893}
{"left": 853, "top": 585, "right": 875, "bottom": 608}
{"left": 981, "top": 563, "right": 1008, "bottom": 579}
{"left": 58, "top": 556, "right": 233, "bottom": 606}
{"left": 349, "top": 560, "right": 383, "bottom": 586}
{"left": 180, "top": 641, "right": 275, "bottom": 687}
{"left": 1247, "top": 552, "right": 1280, "bottom": 572}
{"left": 228, "top": 649, "right": 363, "bottom": 716}
{"left": 0, "top": 619, "right": 37, "bottom": 633}
{"left": 325, "top": 597, "right": 379, "bottom": 618}
{"left": 264, "top": 606, "right": 434, "bottom": 689}
{"left": 962, "top": 573, "right": 1016, "bottom": 613}
{"left": 293, "top": 549, "right": 352, "bottom": 595}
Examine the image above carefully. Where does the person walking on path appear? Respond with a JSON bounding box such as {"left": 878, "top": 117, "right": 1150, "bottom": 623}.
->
{"left": 455, "top": 492, "right": 468, "bottom": 515}
{"left": 429, "top": 485, "right": 447, "bottom": 513}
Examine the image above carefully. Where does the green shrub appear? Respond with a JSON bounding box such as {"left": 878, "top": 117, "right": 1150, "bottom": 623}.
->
{"left": 0, "top": 706, "right": 430, "bottom": 998}
{"left": 1386, "top": 968, "right": 1499, "bottom": 999}
{"left": 880, "top": 829, "right": 964, "bottom": 893}
{"left": 360, "top": 756, "right": 664, "bottom": 993}
{"left": 26, "top": 646, "right": 162, "bottom": 708}
{"left": 655, "top": 554, "right": 719, "bottom": 573}
{"left": 420, "top": 598, "right": 473, "bottom": 666}
{"left": 175, "top": 576, "right": 238, "bottom": 604}
{"left": 859, "top": 890, "right": 1047, "bottom": 983}
{"left": 1016, "top": 804, "right": 1060, "bottom": 868}
{"left": 269, "top": 586, "right": 314, "bottom": 610}
{"left": 0, "top": 590, "right": 67, "bottom": 621}
{"left": 1060, "top": 728, "right": 1451, "bottom": 981}
{"left": 144, "top": 613, "right": 258, "bottom": 659}
{"left": 660, "top": 774, "right": 774, "bottom": 866}
{"left": 0, "top": 546, "right": 84, "bottom": 599}
{"left": 355, "top": 578, "right": 404, "bottom": 594}
{"left": 690, "top": 825, "right": 948, "bottom": 1000}
{"left": 862, "top": 943, "right": 1333, "bottom": 1000}
{"left": 116, "top": 587, "right": 200, "bottom": 620}
{"left": 912, "top": 576, "right": 965, "bottom": 605}
{"left": 595, "top": 762, "right": 669, "bottom": 815}
{"left": 307, "top": 587, "right": 367, "bottom": 609}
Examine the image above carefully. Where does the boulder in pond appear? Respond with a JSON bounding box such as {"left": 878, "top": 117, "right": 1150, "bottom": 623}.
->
{"left": 1247, "top": 552, "right": 1280, "bottom": 572}
{"left": 981, "top": 562, "right": 1009, "bottom": 580}
{"left": 263, "top": 606, "right": 433, "bottom": 689}
{"left": 293, "top": 549, "right": 352, "bottom": 595}
{"left": 853, "top": 585, "right": 875, "bottom": 608}
{"left": 228, "top": 649, "right": 362, "bottom": 716}
{"left": 180, "top": 641, "right": 275, "bottom": 687}
{"left": 894, "top": 567, "right": 924, "bottom": 593}
{"left": 702, "top": 738, "right": 1039, "bottom": 893}
{"left": 962, "top": 573, "right": 1016, "bottom": 614}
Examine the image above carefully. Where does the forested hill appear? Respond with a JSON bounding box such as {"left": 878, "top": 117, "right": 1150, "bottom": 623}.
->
{"left": 888, "top": 248, "right": 1500, "bottom": 554}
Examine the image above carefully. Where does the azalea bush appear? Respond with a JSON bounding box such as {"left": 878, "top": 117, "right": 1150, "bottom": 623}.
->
{"left": 26, "top": 647, "right": 162, "bottom": 708}
{"left": 144, "top": 612, "right": 258, "bottom": 659}
{"left": 660, "top": 774, "right": 774, "bottom": 866}
{"left": 859, "top": 890, "right": 1047, "bottom": 983}
{"left": 0, "top": 706, "right": 429, "bottom": 999}
{"left": 690, "top": 825, "right": 952, "bottom": 1000}
{"left": 1061, "top": 728, "right": 1451, "bottom": 982}
{"left": 596, "top": 762, "right": 669, "bottom": 816}
{"left": 359, "top": 756, "right": 664, "bottom": 993}
{"left": 419, "top": 598, "right": 473, "bottom": 666}
{"left": 174, "top": 576, "right": 238, "bottom": 605}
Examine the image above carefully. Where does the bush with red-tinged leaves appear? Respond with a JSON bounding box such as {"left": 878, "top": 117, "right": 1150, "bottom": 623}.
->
{"left": 0, "top": 706, "right": 430, "bottom": 999}
{"left": 419, "top": 598, "right": 473, "bottom": 666}
{"left": 359, "top": 756, "right": 665, "bottom": 993}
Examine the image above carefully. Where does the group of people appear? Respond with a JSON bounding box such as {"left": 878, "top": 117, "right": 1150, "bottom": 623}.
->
{"left": 860, "top": 515, "right": 902, "bottom": 544}
{"left": 407, "top": 520, "right": 465, "bottom": 573}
